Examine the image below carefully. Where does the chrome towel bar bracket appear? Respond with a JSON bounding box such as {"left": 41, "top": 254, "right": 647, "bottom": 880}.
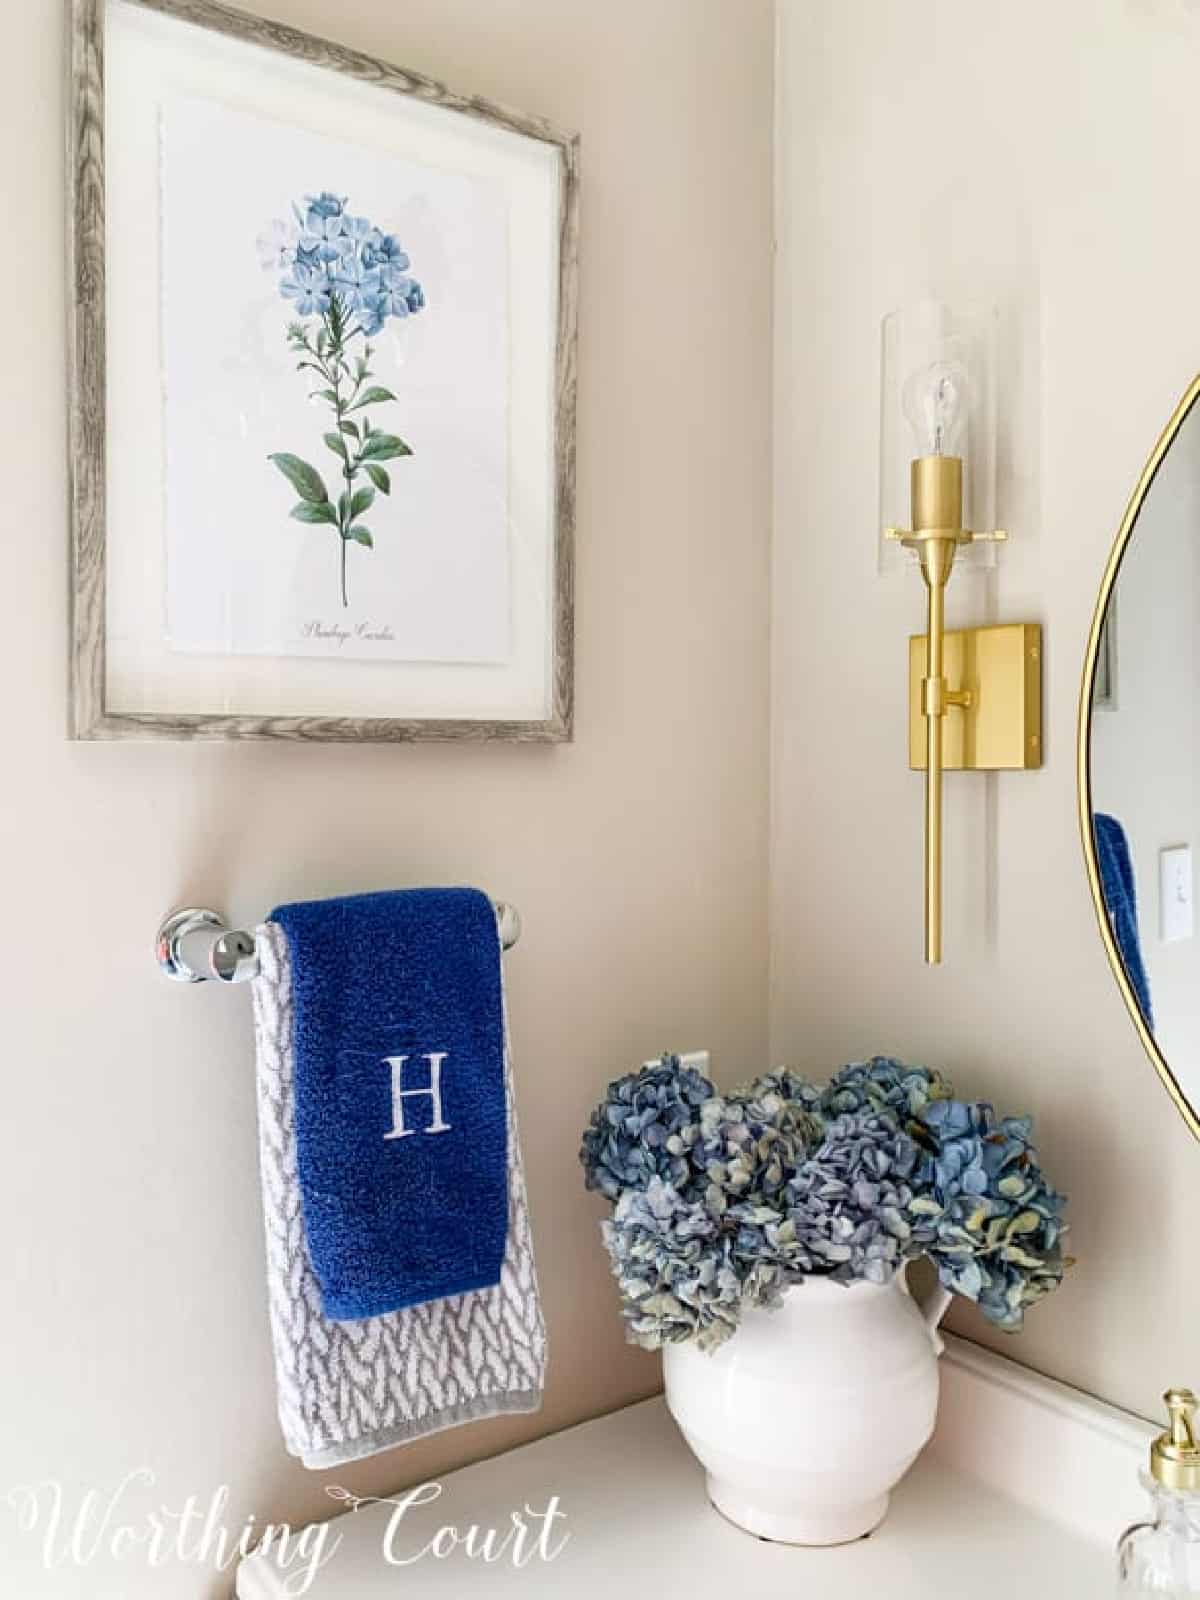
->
{"left": 155, "top": 901, "right": 522, "bottom": 985}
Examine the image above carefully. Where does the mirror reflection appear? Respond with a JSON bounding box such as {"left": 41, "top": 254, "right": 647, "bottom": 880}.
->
{"left": 1089, "top": 391, "right": 1200, "bottom": 1105}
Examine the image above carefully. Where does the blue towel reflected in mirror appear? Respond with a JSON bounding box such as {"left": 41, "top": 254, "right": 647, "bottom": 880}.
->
{"left": 1093, "top": 813, "right": 1154, "bottom": 1030}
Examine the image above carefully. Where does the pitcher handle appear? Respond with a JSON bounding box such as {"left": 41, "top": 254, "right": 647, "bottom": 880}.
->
{"left": 897, "top": 1260, "right": 952, "bottom": 1356}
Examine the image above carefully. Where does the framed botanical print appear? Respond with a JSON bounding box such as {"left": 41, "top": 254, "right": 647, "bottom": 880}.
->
{"left": 68, "top": 0, "right": 578, "bottom": 740}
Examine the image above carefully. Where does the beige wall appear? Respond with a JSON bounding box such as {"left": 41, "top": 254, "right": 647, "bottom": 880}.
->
{"left": 773, "top": 0, "right": 1200, "bottom": 1419}
{"left": 0, "top": 3, "right": 771, "bottom": 1595}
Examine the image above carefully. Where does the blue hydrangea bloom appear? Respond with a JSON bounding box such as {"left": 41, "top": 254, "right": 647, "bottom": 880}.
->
{"left": 909, "top": 1099, "right": 1068, "bottom": 1330}
{"left": 581, "top": 1054, "right": 1069, "bottom": 1352}
{"left": 579, "top": 1055, "right": 717, "bottom": 1202}
{"left": 785, "top": 1110, "right": 921, "bottom": 1284}
{"left": 689, "top": 1078, "right": 822, "bottom": 1211}
{"left": 820, "top": 1056, "right": 951, "bottom": 1123}
{"left": 601, "top": 1178, "right": 745, "bottom": 1351}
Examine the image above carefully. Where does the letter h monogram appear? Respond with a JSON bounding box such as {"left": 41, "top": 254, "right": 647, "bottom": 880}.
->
{"left": 383, "top": 1053, "right": 451, "bottom": 1140}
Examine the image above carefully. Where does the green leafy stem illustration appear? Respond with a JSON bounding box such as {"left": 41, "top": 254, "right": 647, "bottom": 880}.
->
{"left": 269, "top": 294, "right": 412, "bottom": 609}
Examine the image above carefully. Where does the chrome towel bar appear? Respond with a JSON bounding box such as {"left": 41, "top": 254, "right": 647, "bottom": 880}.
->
{"left": 155, "top": 901, "right": 522, "bottom": 985}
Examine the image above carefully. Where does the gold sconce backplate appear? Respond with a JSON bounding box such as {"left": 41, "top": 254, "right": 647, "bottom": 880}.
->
{"left": 908, "top": 623, "right": 1042, "bottom": 771}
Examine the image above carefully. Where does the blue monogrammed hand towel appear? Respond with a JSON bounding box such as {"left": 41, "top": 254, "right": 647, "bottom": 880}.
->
{"left": 270, "top": 887, "right": 509, "bottom": 1321}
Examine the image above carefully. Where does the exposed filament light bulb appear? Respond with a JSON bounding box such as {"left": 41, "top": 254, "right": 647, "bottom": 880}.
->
{"left": 902, "top": 360, "right": 969, "bottom": 458}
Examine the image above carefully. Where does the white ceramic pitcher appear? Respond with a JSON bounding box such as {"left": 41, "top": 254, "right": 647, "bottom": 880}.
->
{"left": 662, "top": 1265, "right": 952, "bottom": 1545}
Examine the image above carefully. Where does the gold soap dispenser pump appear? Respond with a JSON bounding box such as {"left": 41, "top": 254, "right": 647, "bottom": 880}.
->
{"left": 1118, "top": 1390, "right": 1200, "bottom": 1593}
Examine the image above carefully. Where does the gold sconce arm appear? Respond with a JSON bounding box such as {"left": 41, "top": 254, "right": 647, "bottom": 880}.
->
{"left": 923, "top": 551, "right": 947, "bottom": 964}
{"left": 914, "top": 530, "right": 956, "bottom": 965}
{"left": 888, "top": 458, "right": 1037, "bottom": 966}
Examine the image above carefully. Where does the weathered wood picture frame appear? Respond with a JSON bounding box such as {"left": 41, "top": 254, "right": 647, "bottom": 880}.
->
{"left": 68, "top": 0, "right": 578, "bottom": 741}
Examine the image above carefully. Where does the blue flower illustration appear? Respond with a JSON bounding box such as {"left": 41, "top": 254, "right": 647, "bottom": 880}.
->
{"left": 361, "top": 273, "right": 424, "bottom": 334}
{"left": 279, "top": 265, "right": 332, "bottom": 318}
{"left": 300, "top": 211, "right": 348, "bottom": 263}
{"left": 304, "top": 191, "right": 346, "bottom": 220}
{"left": 331, "top": 255, "right": 382, "bottom": 313}
{"left": 363, "top": 234, "right": 411, "bottom": 271}
{"left": 262, "top": 193, "right": 426, "bottom": 607}
{"left": 338, "top": 214, "right": 382, "bottom": 255}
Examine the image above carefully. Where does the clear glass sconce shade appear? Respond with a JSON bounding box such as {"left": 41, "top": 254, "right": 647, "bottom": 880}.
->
{"left": 878, "top": 300, "right": 999, "bottom": 574}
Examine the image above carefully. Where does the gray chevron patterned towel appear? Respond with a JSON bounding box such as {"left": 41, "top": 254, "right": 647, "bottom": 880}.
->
{"left": 250, "top": 922, "right": 546, "bottom": 1469}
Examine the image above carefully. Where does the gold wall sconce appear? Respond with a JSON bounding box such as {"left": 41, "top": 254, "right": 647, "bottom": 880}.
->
{"left": 880, "top": 303, "right": 1042, "bottom": 965}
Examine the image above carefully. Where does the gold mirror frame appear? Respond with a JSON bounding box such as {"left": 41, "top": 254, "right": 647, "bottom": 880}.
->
{"left": 1078, "top": 373, "right": 1200, "bottom": 1143}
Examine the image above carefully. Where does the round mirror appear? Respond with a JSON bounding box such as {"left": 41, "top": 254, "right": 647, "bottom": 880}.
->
{"left": 1081, "top": 376, "right": 1200, "bottom": 1137}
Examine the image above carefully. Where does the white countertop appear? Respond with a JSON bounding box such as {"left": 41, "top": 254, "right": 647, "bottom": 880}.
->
{"left": 236, "top": 1394, "right": 1113, "bottom": 1598}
